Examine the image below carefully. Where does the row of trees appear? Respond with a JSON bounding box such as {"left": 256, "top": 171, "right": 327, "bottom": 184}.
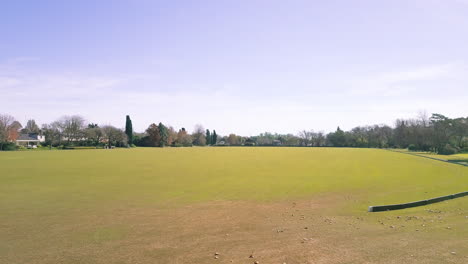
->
{"left": 1, "top": 113, "right": 466, "bottom": 154}
{"left": 324, "top": 113, "right": 467, "bottom": 154}
{"left": 0, "top": 114, "right": 129, "bottom": 149}
{"left": 41, "top": 116, "right": 129, "bottom": 148}
{"left": 157, "top": 113, "right": 465, "bottom": 155}
{"left": 231, "top": 113, "right": 466, "bottom": 154}
{"left": 134, "top": 123, "right": 218, "bottom": 147}
{"left": 0, "top": 114, "right": 220, "bottom": 149}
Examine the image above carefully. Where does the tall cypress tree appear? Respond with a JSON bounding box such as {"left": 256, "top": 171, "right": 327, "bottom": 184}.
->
{"left": 125, "top": 115, "right": 133, "bottom": 145}
{"left": 206, "top": 129, "right": 211, "bottom": 145}
{"left": 212, "top": 130, "right": 217, "bottom": 145}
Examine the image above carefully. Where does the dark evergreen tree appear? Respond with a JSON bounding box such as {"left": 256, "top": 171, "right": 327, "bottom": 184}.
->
{"left": 206, "top": 129, "right": 211, "bottom": 145}
{"left": 328, "top": 127, "right": 347, "bottom": 147}
{"left": 212, "top": 130, "right": 217, "bottom": 145}
{"left": 125, "top": 115, "right": 133, "bottom": 145}
{"left": 158, "top": 122, "right": 168, "bottom": 147}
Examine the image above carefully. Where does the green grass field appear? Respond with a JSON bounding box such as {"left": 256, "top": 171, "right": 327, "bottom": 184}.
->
{"left": 1, "top": 148, "right": 467, "bottom": 263}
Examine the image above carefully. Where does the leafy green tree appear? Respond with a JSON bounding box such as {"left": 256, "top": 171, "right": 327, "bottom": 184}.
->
{"left": 430, "top": 113, "right": 451, "bottom": 153}
{"left": 125, "top": 115, "right": 133, "bottom": 145}
{"left": 327, "top": 127, "right": 347, "bottom": 147}
{"left": 451, "top": 117, "right": 468, "bottom": 148}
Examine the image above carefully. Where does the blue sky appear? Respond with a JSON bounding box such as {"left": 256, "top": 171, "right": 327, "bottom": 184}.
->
{"left": 1, "top": 0, "right": 467, "bottom": 135}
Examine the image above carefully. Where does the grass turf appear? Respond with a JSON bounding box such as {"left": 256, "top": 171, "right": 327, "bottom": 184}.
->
{"left": 1, "top": 147, "right": 467, "bottom": 263}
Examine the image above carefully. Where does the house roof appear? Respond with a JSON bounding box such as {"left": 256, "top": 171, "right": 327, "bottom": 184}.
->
{"left": 17, "top": 133, "right": 40, "bottom": 141}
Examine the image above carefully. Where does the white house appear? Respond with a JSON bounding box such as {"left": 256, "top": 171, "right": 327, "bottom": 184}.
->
{"left": 16, "top": 133, "right": 45, "bottom": 147}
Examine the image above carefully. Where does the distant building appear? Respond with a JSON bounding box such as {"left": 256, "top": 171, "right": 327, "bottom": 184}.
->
{"left": 16, "top": 133, "right": 45, "bottom": 147}
{"left": 272, "top": 139, "right": 282, "bottom": 146}
{"left": 244, "top": 138, "right": 256, "bottom": 146}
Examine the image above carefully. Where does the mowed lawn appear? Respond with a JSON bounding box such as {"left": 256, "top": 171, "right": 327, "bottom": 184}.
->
{"left": 1, "top": 148, "right": 467, "bottom": 264}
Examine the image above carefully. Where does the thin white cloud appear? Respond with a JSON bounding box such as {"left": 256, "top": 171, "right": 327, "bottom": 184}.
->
{"left": 0, "top": 72, "right": 126, "bottom": 100}
{"left": 1, "top": 58, "right": 467, "bottom": 135}
{"left": 346, "top": 63, "right": 463, "bottom": 96}
{"left": 0, "top": 76, "right": 22, "bottom": 89}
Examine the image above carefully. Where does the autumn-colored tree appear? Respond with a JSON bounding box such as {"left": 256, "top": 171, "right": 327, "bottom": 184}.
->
{"left": 8, "top": 121, "right": 22, "bottom": 141}
{"left": 176, "top": 128, "right": 192, "bottom": 146}
{"left": 146, "top": 123, "right": 161, "bottom": 147}
{"left": 167, "top": 126, "right": 177, "bottom": 146}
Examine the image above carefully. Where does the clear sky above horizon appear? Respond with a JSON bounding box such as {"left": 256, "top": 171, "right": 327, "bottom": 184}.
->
{"left": 1, "top": 0, "right": 467, "bottom": 135}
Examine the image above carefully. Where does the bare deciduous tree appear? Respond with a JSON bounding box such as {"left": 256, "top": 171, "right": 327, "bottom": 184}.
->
{"left": 0, "top": 114, "right": 22, "bottom": 150}
{"left": 85, "top": 126, "right": 104, "bottom": 146}
{"left": 102, "top": 125, "right": 127, "bottom": 147}
{"left": 192, "top": 124, "right": 206, "bottom": 146}
{"left": 298, "top": 130, "right": 312, "bottom": 146}
{"left": 22, "top": 119, "right": 40, "bottom": 134}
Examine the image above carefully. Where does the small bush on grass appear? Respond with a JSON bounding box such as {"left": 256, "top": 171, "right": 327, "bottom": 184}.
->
{"left": 408, "top": 144, "right": 417, "bottom": 151}
{"left": 438, "top": 144, "right": 458, "bottom": 155}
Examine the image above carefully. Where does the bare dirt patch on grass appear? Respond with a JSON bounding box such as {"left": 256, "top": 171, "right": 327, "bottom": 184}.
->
{"left": 6, "top": 195, "right": 466, "bottom": 264}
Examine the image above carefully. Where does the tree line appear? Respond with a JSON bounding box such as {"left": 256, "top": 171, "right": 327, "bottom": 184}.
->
{"left": 0, "top": 114, "right": 219, "bottom": 150}
{"left": 0, "top": 113, "right": 466, "bottom": 154}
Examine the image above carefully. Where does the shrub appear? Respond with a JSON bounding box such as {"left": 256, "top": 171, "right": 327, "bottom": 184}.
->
{"left": 1, "top": 142, "right": 18, "bottom": 151}
{"left": 408, "top": 144, "right": 417, "bottom": 151}
{"left": 460, "top": 146, "right": 468, "bottom": 153}
{"left": 438, "top": 144, "right": 458, "bottom": 155}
